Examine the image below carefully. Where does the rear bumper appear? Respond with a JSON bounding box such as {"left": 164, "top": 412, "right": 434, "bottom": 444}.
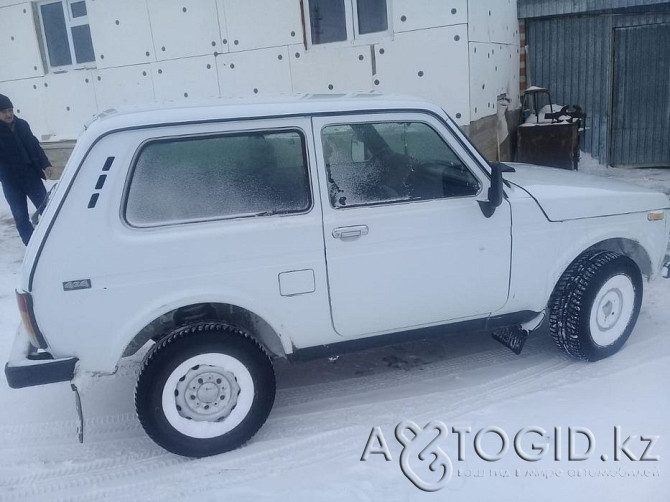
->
{"left": 4, "top": 324, "right": 77, "bottom": 389}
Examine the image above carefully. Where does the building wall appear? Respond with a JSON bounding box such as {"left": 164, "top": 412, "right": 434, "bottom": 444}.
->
{"left": 0, "top": 0, "right": 520, "bottom": 154}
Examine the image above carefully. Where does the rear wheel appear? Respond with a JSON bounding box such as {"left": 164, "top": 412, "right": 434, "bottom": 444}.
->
{"left": 135, "top": 322, "right": 275, "bottom": 457}
{"left": 549, "top": 250, "right": 643, "bottom": 361}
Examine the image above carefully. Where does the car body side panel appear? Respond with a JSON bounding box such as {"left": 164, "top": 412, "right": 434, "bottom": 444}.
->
{"left": 29, "top": 120, "right": 339, "bottom": 372}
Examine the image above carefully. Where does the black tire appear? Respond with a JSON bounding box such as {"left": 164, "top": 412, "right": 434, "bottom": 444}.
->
{"left": 135, "top": 322, "right": 275, "bottom": 457}
{"left": 549, "top": 250, "right": 643, "bottom": 361}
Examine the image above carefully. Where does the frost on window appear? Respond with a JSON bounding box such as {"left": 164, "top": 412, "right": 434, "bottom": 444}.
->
{"left": 322, "top": 122, "right": 480, "bottom": 208}
{"left": 126, "top": 131, "right": 311, "bottom": 227}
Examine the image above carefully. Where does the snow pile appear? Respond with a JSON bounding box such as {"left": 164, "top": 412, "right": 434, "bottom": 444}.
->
{"left": 579, "top": 151, "right": 670, "bottom": 198}
{"left": 523, "top": 104, "right": 567, "bottom": 125}
{"left": 521, "top": 104, "right": 584, "bottom": 127}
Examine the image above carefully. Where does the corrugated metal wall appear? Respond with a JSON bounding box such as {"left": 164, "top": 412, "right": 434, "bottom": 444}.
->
{"left": 526, "top": 11, "right": 670, "bottom": 163}
{"left": 611, "top": 23, "right": 670, "bottom": 167}
{"left": 519, "top": 0, "right": 670, "bottom": 18}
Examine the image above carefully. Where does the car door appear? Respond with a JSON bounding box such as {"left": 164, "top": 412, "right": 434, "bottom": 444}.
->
{"left": 312, "top": 112, "right": 512, "bottom": 338}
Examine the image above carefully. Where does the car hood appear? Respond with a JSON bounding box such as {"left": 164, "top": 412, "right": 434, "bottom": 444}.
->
{"left": 503, "top": 163, "right": 670, "bottom": 221}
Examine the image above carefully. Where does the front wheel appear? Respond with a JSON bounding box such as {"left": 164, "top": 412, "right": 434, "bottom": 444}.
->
{"left": 549, "top": 251, "right": 643, "bottom": 361}
{"left": 135, "top": 322, "right": 275, "bottom": 457}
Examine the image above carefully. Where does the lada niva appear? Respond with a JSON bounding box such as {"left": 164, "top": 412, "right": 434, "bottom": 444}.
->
{"left": 5, "top": 94, "right": 669, "bottom": 457}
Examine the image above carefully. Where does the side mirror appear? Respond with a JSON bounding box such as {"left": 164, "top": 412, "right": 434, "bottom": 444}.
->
{"left": 478, "top": 162, "right": 508, "bottom": 218}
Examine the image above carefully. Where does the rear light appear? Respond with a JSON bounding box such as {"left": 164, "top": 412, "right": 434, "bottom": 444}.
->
{"left": 15, "top": 291, "right": 46, "bottom": 348}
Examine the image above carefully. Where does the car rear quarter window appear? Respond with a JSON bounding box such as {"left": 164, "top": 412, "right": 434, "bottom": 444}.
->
{"left": 125, "top": 129, "right": 311, "bottom": 227}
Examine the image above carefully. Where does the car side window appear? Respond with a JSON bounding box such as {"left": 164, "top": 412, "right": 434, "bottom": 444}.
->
{"left": 321, "top": 121, "right": 480, "bottom": 208}
{"left": 125, "top": 129, "right": 311, "bottom": 227}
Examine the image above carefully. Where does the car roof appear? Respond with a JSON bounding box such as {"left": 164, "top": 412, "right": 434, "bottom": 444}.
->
{"left": 86, "top": 92, "right": 446, "bottom": 135}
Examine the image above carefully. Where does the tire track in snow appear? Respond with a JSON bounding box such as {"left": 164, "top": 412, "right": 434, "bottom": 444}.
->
{"left": 0, "top": 348, "right": 663, "bottom": 502}
{"left": 0, "top": 423, "right": 359, "bottom": 502}
{"left": 1, "top": 350, "right": 572, "bottom": 500}
{"left": 0, "top": 412, "right": 142, "bottom": 449}
{"left": 0, "top": 449, "right": 188, "bottom": 502}
{"left": 0, "top": 437, "right": 162, "bottom": 488}
{"left": 0, "top": 345, "right": 555, "bottom": 499}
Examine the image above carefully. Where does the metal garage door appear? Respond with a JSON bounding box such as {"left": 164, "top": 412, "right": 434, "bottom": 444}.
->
{"left": 611, "top": 23, "right": 670, "bottom": 167}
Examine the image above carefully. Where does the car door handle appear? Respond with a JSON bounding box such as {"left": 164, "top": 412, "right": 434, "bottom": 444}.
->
{"left": 332, "top": 225, "right": 369, "bottom": 239}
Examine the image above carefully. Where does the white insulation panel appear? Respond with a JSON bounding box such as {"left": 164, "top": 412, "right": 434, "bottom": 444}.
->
{"left": 151, "top": 56, "right": 220, "bottom": 103}
{"left": 87, "top": 0, "right": 156, "bottom": 69}
{"left": 0, "top": 0, "right": 34, "bottom": 6}
{"left": 147, "top": 0, "right": 223, "bottom": 61}
{"left": 0, "top": 78, "right": 48, "bottom": 139}
{"left": 468, "top": 0, "right": 518, "bottom": 45}
{"left": 469, "top": 42, "right": 520, "bottom": 121}
{"left": 375, "top": 26, "right": 470, "bottom": 125}
{"left": 506, "top": 45, "right": 520, "bottom": 109}
{"left": 93, "top": 65, "right": 155, "bottom": 111}
{"left": 392, "top": 0, "right": 467, "bottom": 32}
{"left": 290, "top": 44, "right": 373, "bottom": 94}
{"left": 41, "top": 71, "right": 98, "bottom": 140}
{"left": 220, "top": 0, "right": 302, "bottom": 52}
{"left": 217, "top": 47, "right": 292, "bottom": 98}
{"left": 0, "top": 3, "right": 45, "bottom": 81}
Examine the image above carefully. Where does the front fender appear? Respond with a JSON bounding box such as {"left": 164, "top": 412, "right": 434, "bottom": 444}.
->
{"left": 506, "top": 203, "right": 666, "bottom": 314}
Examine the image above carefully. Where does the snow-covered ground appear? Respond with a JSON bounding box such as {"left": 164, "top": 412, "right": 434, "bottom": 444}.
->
{"left": 578, "top": 152, "right": 670, "bottom": 197}
{"left": 0, "top": 158, "right": 669, "bottom": 501}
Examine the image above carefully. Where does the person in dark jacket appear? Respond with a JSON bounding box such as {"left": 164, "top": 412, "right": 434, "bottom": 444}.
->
{"left": 0, "top": 94, "right": 54, "bottom": 245}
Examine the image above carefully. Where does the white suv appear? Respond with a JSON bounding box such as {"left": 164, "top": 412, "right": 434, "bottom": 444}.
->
{"left": 5, "top": 94, "right": 669, "bottom": 457}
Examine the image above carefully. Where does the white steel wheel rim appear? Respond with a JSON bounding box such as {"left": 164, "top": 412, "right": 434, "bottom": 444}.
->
{"left": 589, "top": 274, "right": 636, "bottom": 347}
{"left": 162, "top": 353, "right": 254, "bottom": 439}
